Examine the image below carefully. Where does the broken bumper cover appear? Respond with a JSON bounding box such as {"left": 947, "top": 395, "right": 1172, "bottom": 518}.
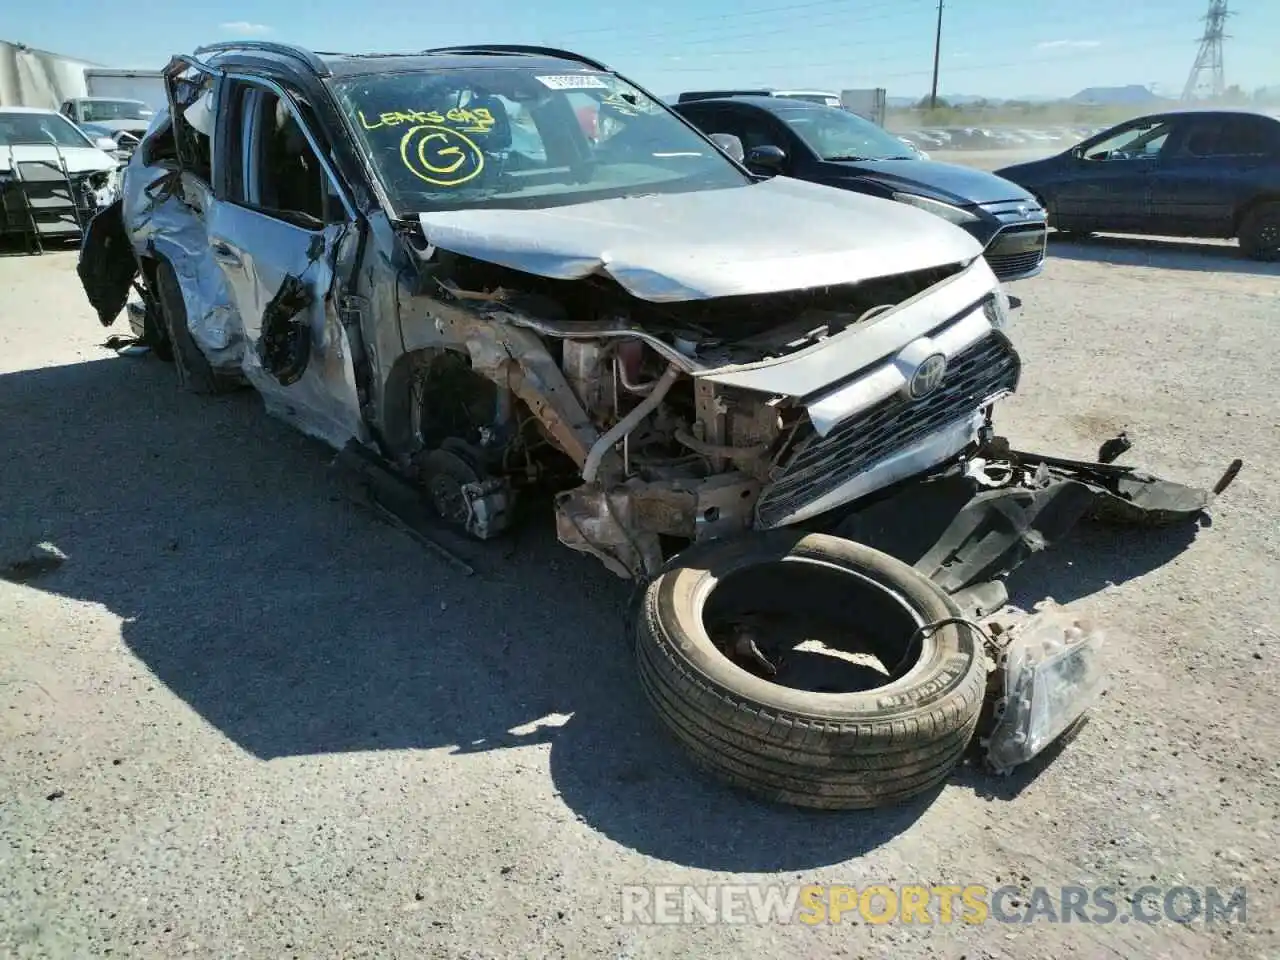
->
{"left": 913, "top": 439, "right": 1243, "bottom": 596}
{"left": 698, "top": 259, "right": 1019, "bottom": 529}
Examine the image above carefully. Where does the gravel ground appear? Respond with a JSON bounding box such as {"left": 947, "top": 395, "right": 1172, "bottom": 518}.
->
{"left": 1, "top": 236, "right": 1278, "bottom": 960}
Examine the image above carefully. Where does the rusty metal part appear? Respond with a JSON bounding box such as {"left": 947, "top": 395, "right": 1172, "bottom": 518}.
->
{"left": 497, "top": 313, "right": 701, "bottom": 373}
{"left": 555, "top": 473, "right": 760, "bottom": 579}
{"left": 555, "top": 481, "right": 665, "bottom": 579}
{"left": 692, "top": 379, "right": 729, "bottom": 472}
{"left": 673, "top": 427, "right": 769, "bottom": 463}
{"left": 582, "top": 364, "right": 681, "bottom": 484}
{"left": 562, "top": 340, "right": 612, "bottom": 421}
{"left": 401, "top": 296, "right": 614, "bottom": 475}
{"left": 617, "top": 356, "right": 660, "bottom": 395}
{"left": 436, "top": 278, "right": 509, "bottom": 302}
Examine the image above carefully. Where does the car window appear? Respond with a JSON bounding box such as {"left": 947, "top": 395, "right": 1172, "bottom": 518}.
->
{"left": 0, "top": 111, "right": 93, "bottom": 148}
{"left": 714, "top": 107, "right": 786, "bottom": 152}
{"left": 225, "top": 82, "right": 339, "bottom": 226}
{"left": 331, "top": 66, "right": 748, "bottom": 215}
{"left": 1180, "top": 117, "right": 1277, "bottom": 157}
{"left": 166, "top": 66, "right": 215, "bottom": 182}
{"left": 80, "top": 100, "right": 154, "bottom": 123}
{"left": 1084, "top": 120, "right": 1173, "bottom": 161}
{"left": 777, "top": 104, "right": 916, "bottom": 161}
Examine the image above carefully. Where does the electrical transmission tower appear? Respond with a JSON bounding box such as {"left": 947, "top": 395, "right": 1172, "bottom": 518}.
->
{"left": 1181, "top": 0, "right": 1233, "bottom": 102}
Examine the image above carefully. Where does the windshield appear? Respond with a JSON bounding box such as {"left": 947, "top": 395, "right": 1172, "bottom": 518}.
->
{"left": 0, "top": 111, "right": 93, "bottom": 148}
{"left": 80, "top": 99, "right": 153, "bottom": 123}
{"left": 331, "top": 67, "right": 749, "bottom": 214}
{"left": 781, "top": 104, "right": 920, "bottom": 161}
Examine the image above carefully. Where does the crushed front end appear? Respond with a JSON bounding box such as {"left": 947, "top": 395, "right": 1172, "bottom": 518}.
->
{"left": 393, "top": 220, "right": 1019, "bottom": 582}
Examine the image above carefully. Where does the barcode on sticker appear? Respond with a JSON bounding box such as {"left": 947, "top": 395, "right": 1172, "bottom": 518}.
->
{"left": 535, "top": 74, "right": 611, "bottom": 90}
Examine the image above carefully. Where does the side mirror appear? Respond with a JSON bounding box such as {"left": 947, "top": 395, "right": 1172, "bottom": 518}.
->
{"left": 708, "top": 132, "right": 745, "bottom": 163}
{"left": 1070, "top": 145, "right": 1086, "bottom": 161}
{"left": 745, "top": 144, "right": 786, "bottom": 173}
{"left": 95, "top": 136, "right": 119, "bottom": 152}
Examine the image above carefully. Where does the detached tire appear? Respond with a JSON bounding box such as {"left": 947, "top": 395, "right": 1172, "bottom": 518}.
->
{"left": 634, "top": 531, "right": 986, "bottom": 810}
{"left": 1238, "top": 201, "right": 1280, "bottom": 262}
{"left": 152, "top": 257, "right": 236, "bottom": 394}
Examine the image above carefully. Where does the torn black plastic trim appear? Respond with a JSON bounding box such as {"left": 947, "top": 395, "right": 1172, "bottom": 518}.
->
{"left": 257, "top": 274, "right": 314, "bottom": 386}
{"left": 913, "top": 441, "right": 1243, "bottom": 594}
{"left": 76, "top": 198, "right": 138, "bottom": 328}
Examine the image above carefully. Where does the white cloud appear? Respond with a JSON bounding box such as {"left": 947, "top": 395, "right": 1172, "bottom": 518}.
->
{"left": 220, "top": 21, "right": 272, "bottom": 35}
{"left": 1035, "top": 39, "right": 1102, "bottom": 50}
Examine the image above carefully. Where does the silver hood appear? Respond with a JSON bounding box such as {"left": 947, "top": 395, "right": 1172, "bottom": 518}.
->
{"left": 0, "top": 144, "right": 118, "bottom": 176}
{"left": 417, "top": 175, "right": 983, "bottom": 302}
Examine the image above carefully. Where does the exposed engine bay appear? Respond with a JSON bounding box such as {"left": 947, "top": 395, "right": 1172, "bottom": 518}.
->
{"left": 393, "top": 242, "right": 1016, "bottom": 579}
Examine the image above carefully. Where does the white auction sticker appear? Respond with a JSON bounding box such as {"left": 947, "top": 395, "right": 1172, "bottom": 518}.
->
{"left": 535, "top": 74, "right": 611, "bottom": 90}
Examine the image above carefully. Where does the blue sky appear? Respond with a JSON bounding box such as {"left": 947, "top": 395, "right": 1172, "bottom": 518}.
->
{"left": 8, "top": 0, "right": 1277, "bottom": 99}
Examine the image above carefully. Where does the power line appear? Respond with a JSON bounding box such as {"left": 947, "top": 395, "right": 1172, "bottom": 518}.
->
{"left": 600, "top": 9, "right": 1170, "bottom": 67}
{"left": 638, "top": 36, "right": 1192, "bottom": 83}
{"left": 578, "top": 7, "right": 921, "bottom": 56}
{"left": 548, "top": 0, "right": 926, "bottom": 39}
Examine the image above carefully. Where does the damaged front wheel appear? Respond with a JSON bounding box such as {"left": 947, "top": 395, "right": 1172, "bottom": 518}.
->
{"left": 633, "top": 531, "right": 986, "bottom": 809}
{"left": 152, "top": 257, "right": 239, "bottom": 395}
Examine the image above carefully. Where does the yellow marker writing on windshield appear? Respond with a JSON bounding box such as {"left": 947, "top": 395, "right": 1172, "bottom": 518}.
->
{"left": 398, "top": 125, "right": 484, "bottom": 187}
{"left": 359, "top": 107, "right": 494, "bottom": 134}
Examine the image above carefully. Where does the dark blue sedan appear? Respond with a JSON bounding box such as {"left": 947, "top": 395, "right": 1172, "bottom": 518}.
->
{"left": 672, "top": 95, "right": 1049, "bottom": 282}
{"left": 995, "top": 109, "right": 1280, "bottom": 261}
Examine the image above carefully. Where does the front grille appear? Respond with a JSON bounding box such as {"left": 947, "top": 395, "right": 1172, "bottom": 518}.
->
{"left": 984, "top": 225, "right": 1047, "bottom": 281}
{"left": 755, "top": 332, "right": 1021, "bottom": 527}
{"left": 985, "top": 248, "right": 1044, "bottom": 280}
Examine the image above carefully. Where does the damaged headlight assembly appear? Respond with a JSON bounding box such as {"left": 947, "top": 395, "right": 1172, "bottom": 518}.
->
{"left": 892, "top": 192, "right": 981, "bottom": 226}
{"left": 982, "top": 607, "right": 1108, "bottom": 775}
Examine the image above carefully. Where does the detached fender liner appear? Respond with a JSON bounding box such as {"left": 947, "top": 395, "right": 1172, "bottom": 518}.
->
{"left": 633, "top": 531, "right": 985, "bottom": 809}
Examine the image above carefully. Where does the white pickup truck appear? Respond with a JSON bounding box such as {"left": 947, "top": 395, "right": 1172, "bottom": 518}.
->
{"left": 60, "top": 70, "right": 165, "bottom": 153}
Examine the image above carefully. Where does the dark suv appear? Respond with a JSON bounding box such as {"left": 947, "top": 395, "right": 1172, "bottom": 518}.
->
{"left": 674, "top": 95, "right": 1049, "bottom": 282}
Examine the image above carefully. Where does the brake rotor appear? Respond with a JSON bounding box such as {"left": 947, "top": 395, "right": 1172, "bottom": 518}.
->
{"left": 419, "top": 447, "right": 483, "bottom": 528}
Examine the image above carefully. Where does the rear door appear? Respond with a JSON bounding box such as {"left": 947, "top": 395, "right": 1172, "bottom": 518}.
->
{"left": 204, "top": 74, "right": 365, "bottom": 447}
{"left": 1147, "top": 114, "right": 1279, "bottom": 237}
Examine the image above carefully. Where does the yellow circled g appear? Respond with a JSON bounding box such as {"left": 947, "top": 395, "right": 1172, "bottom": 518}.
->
{"left": 399, "top": 124, "right": 485, "bottom": 187}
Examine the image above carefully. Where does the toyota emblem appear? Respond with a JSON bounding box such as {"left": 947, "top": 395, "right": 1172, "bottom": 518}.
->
{"left": 907, "top": 353, "right": 948, "bottom": 399}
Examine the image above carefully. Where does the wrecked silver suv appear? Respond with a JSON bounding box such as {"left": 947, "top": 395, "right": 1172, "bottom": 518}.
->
{"left": 79, "top": 43, "right": 1238, "bottom": 810}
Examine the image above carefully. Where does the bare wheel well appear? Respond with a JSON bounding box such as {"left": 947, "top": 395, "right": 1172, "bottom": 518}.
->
{"left": 380, "top": 347, "right": 497, "bottom": 461}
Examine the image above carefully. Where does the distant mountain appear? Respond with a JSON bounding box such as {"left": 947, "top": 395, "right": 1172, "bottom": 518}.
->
{"left": 887, "top": 93, "right": 1060, "bottom": 107}
{"left": 1069, "top": 85, "right": 1166, "bottom": 105}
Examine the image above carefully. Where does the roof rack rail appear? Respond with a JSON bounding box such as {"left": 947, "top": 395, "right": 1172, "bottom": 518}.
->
{"left": 192, "top": 41, "right": 331, "bottom": 77}
{"left": 419, "top": 44, "right": 610, "bottom": 72}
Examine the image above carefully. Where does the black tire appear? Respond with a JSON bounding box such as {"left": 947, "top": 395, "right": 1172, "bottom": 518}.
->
{"left": 142, "top": 298, "right": 174, "bottom": 362}
{"left": 152, "top": 257, "right": 236, "bottom": 394}
{"left": 1238, "top": 201, "right": 1280, "bottom": 262}
{"left": 633, "top": 530, "right": 986, "bottom": 810}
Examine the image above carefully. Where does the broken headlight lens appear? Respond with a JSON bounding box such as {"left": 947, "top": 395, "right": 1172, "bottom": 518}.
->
{"left": 984, "top": 609, "right": 1106, "bottom": 775}
{"left": 983, "top": 290, "right": 1012, "bottom": 330}
{"left": 892, "top": 192, "right": 980, "bottom": 225}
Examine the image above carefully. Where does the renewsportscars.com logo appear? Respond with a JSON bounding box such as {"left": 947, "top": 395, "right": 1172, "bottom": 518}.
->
{"left": 619, "top": 884, "right": 1248, "bottom": 926}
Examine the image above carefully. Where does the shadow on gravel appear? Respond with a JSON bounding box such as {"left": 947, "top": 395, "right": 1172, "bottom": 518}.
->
{"left": 0, "top": 353, "right": 934, "bottom": 870}
{"left": 1048, "top": 233, "right": 1280, "bottom": 277}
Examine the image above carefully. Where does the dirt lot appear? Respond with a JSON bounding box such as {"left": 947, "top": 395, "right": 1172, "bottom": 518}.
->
{"left": 1, "top": 236, "right": 1277, "bottom": 959}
